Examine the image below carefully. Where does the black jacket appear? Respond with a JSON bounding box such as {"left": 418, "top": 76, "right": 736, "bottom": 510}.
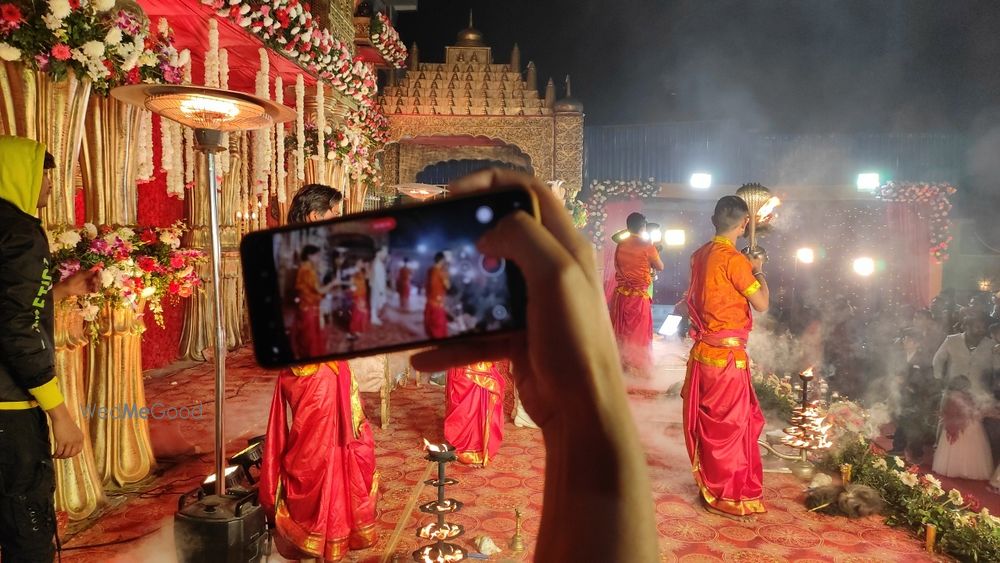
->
{"left": 0, "top": 197, "right": 56, "bottom": 403}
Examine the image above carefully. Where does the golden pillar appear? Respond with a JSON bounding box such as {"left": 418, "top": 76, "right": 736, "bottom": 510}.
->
{"left": 52, "top": 300, "right": 107, "bottom": 519}
{"left": 87, "top": 302, "right": 155, "bottom": 486}
{"left": 0, "top": 61, "right": 91, "bottom": 228}
{"left": 80, "top": 95, "right": 142, "bottom": 225}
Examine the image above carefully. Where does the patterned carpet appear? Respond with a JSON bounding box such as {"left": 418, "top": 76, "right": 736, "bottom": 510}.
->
{"left": 57, "top": 342, "right": 952, "bottom": 563}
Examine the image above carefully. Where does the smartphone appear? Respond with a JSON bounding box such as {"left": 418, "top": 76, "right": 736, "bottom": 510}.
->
{"left": 240, "top": 187, "right": 536, "bottom": 368}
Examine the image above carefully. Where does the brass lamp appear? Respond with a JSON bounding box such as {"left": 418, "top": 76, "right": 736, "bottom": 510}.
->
{"left": 735, "top": 182, "right": 779, "bottom": 263}
{"left": 112, "top": 84, "right": 294, "bottom": 495}
{"left": 396, "top": 183, "right": 446, "bottom": 201}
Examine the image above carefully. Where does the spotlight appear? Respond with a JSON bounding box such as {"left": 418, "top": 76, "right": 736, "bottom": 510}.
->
{"left": 201, "top": 465, "right": 245, "bottom": 494}
{"left": 853, "top": 257, "right": 875, "bottom": 277}
{"left": 664, "top": 229, "right": 686, "bottom": 247}
{"left": 658, "top": 314, "right": 683, "bottom": 336}
{"left": 611, "top": 229, "right": 631, "bottom": 244}
{"left": 796, "top": 247, "right": 815, "bottom": 264}
{"left": 229, "top": 441, "right": 264, "bottom": 484}
{"left": 647, "top": 223, "right": 662, "bottom": 244}
{"left": 690, "top": 173, "right": 712, "bottom": 189}
{"left": 856, "top": 172, "right": 880, "bottom": 191}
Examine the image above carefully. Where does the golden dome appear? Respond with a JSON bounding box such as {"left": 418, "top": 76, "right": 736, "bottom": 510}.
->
{"left": 456, "top": 12, "right": 485, "bottom": 46}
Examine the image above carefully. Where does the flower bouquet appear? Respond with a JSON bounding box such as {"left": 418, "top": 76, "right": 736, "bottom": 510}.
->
{"left": 369, "top": 12, "right": 406, "bottom": 68}
{"left": 48, "top": 222, "right": 206, "bottom": 329}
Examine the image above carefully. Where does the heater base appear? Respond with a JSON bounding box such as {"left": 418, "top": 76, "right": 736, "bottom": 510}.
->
{"left": 175, "top": 489, "right": 267, "bottom": 563}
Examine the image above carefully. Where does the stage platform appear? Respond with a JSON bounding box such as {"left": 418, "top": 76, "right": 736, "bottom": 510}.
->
{"left": 58, "top": 340, "right": 952, "bottom": 562}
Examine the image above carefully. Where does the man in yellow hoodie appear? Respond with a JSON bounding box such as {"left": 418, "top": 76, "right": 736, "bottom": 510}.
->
{"left": 0, "top": 135, "right": 93, "bottom": 562}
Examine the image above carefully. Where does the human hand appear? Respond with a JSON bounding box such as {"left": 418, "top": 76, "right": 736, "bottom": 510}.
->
{"left": 53, "top": 269, "right": 100, "bottom": 302}
{"left": 411, "top": 169, "right": 623, "bottom": 430}
{"left": 749, "top": 253, "right": 765, "bottom": 274}
{"left": 51, "top": 412, "right": 84, "bottom": 459}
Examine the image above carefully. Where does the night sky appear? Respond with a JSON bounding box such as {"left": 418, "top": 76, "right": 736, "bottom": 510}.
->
{"left": 395, "top": 0, "right": 1000, "bottom": 133}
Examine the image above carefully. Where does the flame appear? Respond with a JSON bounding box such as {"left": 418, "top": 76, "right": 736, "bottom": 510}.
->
{"left": 757, "top": 196, "right": 781, "bottom": 219}
{"left": 800, "top": 366, "right": 815, "bottom": 380}
{"left": 423, "top": 438, "right": 450, "bottom": 453}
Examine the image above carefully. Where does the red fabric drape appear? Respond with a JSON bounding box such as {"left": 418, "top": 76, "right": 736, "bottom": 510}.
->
{"left": 886, "top": 202, "right": 932, "bottom": 308}
{"left": 602, "top": 200, "right": 645, "bottom": 301}
{"left": 139, "top": 115, "right": 186, "bottom": 370}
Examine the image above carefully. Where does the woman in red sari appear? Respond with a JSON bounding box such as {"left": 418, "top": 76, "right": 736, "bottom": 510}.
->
{"left": 349, "top": 263, "right": 370, "bottom": 337}
{"left": 261, "top": 184, "right": 379, "bottom": 561}
{"left": 397, "top": 258, "right": 412, "bottom": 311}
{"left": 424, "top": 252, "right": 450, "bottom": 339}
{"left": 444, "top": 361, "right": 508, "bottom": 465}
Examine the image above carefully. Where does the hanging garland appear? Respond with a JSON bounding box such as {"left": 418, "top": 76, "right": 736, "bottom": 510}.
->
{"left": 580, "top": 179, "right": 661, "bottom": 248}
{"left": 876, "top": 182, "right": 956, "bottom": 263}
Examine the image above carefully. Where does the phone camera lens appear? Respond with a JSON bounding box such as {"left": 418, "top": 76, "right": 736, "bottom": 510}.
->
{"left": 492, "top": 305, "right": 509, "bottom": 320}
{"left": 476, "top": 206, "right": 494, "bottom": 224}
{"left": 480, "top": 256, "right": 505, "bottom": 275}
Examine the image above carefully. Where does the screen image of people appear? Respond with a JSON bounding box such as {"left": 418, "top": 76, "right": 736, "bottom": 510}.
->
{"left": 272, "top": 207, "right": 513, "bottom": 359}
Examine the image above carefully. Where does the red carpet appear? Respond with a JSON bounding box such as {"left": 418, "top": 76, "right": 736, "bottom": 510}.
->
{"left": 56, "top": 345, "right": 952, "bottom": 562}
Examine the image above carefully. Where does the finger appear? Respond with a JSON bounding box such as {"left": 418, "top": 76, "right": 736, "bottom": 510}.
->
{"left": 411, "top": 339, "right": 512, "bottom": 372}
{"left": 478, "top": 212, "right": 577, "bottom": 288}
{"left": 54, "top": 442, "right": 66, "bottom": 459}
{"left": 451, "top": 168, "right": 597, "bottom": 278}
{"left": 71, "top": 443, "right": 82, "bottom": 458}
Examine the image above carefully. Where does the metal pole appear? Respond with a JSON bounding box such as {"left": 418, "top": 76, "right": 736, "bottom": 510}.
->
{"left": 199, "top": 128, "right": 228, "bottom": 496}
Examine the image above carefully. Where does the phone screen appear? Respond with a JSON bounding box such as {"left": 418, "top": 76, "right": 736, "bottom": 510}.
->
{"left": 241, "top": 188, "right": 533, "bottom": 368}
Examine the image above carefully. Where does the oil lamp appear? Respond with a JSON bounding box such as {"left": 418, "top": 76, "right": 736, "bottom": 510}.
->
{"left": 414, "top": 440, "right": 466, "bottom": 562}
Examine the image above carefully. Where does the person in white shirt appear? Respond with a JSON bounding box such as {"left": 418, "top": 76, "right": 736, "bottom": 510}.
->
{"left": 932, "top": 314, "right": 991, "bottom": 384}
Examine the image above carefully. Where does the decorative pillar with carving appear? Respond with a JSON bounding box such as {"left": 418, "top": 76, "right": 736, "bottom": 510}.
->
{"left": 87, "top": 301, "right": 155, "bottom": 486}
{"left": 52, "top": 300, "right": 106, "bottom": 519}
{"left": 0, "top": 61, "right": 91, "bottom": 228}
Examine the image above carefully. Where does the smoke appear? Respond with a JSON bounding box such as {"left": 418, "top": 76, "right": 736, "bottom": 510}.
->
{"left": 104, "top": 519, "right": 177, "bottom": 563}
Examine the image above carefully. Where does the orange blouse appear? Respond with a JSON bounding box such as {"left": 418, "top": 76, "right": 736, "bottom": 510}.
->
{"left": 295, "top": 262, "right": 323, "bottom": 308}
{"left": 614, "top": 237, "right": 661, "bottom": 291}
{"left": 352, "top": 270, "right": 368, "bottom": 299}
{"left": 426, "top": 264, "right": 450, "bottom": 306}
{"left": 686, "top": 236, "right": 760, "bottom": 337}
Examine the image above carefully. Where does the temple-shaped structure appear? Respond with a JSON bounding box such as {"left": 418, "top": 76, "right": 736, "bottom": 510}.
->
{"left": 379, "top": 17, "right": 584, "bottom": 199}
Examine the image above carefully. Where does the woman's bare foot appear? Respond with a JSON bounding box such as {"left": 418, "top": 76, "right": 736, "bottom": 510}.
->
{"left": 703, "top": 503, "right": 755, "bottom": 523}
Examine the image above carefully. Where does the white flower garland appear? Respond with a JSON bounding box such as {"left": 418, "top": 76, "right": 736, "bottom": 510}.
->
{"left": 295, "top": 74, "right": 305, "bottom": 182}
{"left": 183, "top": 59, "right": 195, "bottom": 187}
{"left": 205, "top": 18, "right": 219, "bottom": 87}
{"left": 219, "top": 48, "right": 230, "bottom": 175}
{"left": 171, "top": 121, "right": 185, "bottom": 197}
{"left": 160, "top": 113, "right": 178, "bottom": 197}
{"left": 315, "top": 80, "right": 325, "bottom": 183}
{"left": 136, "top": 109, "right": 154, "bottom": 181}
{"left": 253, "top": 48, "right": 271, "bottom": 196}
{"left": 275, "top": 76, "right": 287, "bottom": 203}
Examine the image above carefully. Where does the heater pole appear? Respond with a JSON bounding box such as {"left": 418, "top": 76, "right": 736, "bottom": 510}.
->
{"left": 197, "top": 128, "right": 228, "bottom": 496}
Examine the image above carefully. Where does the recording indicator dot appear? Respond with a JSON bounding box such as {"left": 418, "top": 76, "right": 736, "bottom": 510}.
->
{"left": 476, "top": 206, "right": 494, "bottom": 224}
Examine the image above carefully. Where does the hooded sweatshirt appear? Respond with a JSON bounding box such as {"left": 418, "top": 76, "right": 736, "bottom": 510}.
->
{"left": 0, "top": 135, "right": 64, "bottom": 410}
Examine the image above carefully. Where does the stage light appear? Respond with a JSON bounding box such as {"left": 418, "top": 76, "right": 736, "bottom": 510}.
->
{"left": 853, "top": 257, "right": 875, "bottom": 277}
{"left": 856, "top": 172, "right": 880, "bottom": 191}
{"left": 796, "top": 247, "right": 815, "bottom": 264}
{"left": 647, "top": 223, "right": 662, "bottom": 243}
{"left": 201, "top": 465, "right": 245, "bottom": 494}
{"left": 658, "top": 315, "right": 683, "bottom": 336}
{"left": 690, "top": 173, "right": 712, "bottom": 189}
{"left": 229, "top": 441, "right": 264, "bottom": 484}
{"left": 664, "top": 229, "right": 686, "bottom": 247}
{"left": 611, "top": 229, "right": 631, "bottom": 244}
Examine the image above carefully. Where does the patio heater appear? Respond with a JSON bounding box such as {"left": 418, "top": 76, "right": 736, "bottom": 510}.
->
{"left": 112, "top": 84, "right": 294, "bottom": 562}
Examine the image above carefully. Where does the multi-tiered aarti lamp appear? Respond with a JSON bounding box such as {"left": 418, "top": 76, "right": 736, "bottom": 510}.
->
{"left": 758, "top": 368, "right": 833, "bottom": 480}
{"left": 735, "top": 182, "right": 781, "bottom": 262}
{"left": 396, "top": 183, "right": 447, "bottom": 201}
{"left": 112, "top": 84, "right": 294, "bottom": 562}
{"left": 415, "top": 440, "right": 466, "bottom": 562}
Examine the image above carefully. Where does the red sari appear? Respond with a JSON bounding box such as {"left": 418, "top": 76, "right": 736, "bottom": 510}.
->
{"left": 294, "top": 261, "right": 324, "bottom": 357}
{"left": 424, "top": 263, "right": 449, "bottom": 339}
{"left": 608, "top": 237, "right": 661, "bottom": 375}
{"left": 682, "top": 236, "right": 766, "bottom": 516}
{"left": 444, "top": 362, "right": 507, "bottom": 465}
{"left": 349, "top": 270, "right": 370, "bottom": 334}
{"left": 261, "top": 362, "right": 379, "bottom": 561}
{"left": 397, "top": 267, "right": 411, "bottom": 310}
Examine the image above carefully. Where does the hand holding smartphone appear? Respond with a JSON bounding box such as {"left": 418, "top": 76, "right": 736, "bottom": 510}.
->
{"left": 241, "top": 187, "right": 537, "bottom": 368}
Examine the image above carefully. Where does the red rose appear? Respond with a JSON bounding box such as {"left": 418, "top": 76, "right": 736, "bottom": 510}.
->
{"left": 170, "top": 255, "right": 185, "bottom": 269}
{"left": 127, "top": 66, "right": 140, "bottom": 84}
{"left": 68, "top": 0, "right": 80, "bottom": 8}
{"left": 168, "top": 281, "right": 180, "bottom": 295}
{"left": 51, "top": 44, "right": 72, "bottom": 61}
{"left": 1, "top": 3, "right": 22, "bottom": 27}
{"left": 137, "top": 256, "right": 156, "bottom": 272}
{"left": 229, "top": 5, "right": 241, "bottom": 19}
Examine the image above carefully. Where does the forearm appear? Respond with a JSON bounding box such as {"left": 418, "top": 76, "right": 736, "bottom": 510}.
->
{"left": 536, "top": 386, "right": 658, "bottom": 562}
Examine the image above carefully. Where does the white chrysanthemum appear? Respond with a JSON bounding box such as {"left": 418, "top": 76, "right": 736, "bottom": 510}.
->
{"left": 100, "top": 269, "right": 116, "bottom": 288}
{"left": 923, "top": 474, "right": 942, "bottom": 489}
{"left": 49, "top": 0, "right": 72, "bottom": 20}
{"left": 105, "top": 27, "right": 122, "bottom": 46}
{"left": 122, "top": 51, "right": 141, "bottom": 71}
{"left": 948, "top": 489, "right": 964, "bottom": 505}
{"left": 117, "top": 227, "right": 135, "bottom": 240}
{"left": 57, "top": 230, "right": 81, "bottom": 248}
{"left": 871, "top": 457, "right": 887, "bottom": 470}
{"left": 893, "top": 456, "right": 905, "bottom": 468}
{"left": 159, "top": 231, "right": 181, "bottom": 249}
{"left": 82, "top": 40, "right": 105, "bottom": 59}
{"left": 94, "top": 0, "right": 115, "bottom": 12}
{"left": 140, "top": 286, "right": 156, "bottom": 298}
{"left": 897, "top": 471, "right": 919, "bottom": 487}
{"left": 42, "top": 13, "right": 63, "bottom": 31}
{"left": 83, "top": 223, "right": 98, "bottom": 238}
{"left": 138, "top": 51, "right": 157, "bottom": 67}
{"left": 0, "top": 43, "right": 21, "bottom": 62}
{"left": 80, "top": 303, "right": 100, "bottom": 322}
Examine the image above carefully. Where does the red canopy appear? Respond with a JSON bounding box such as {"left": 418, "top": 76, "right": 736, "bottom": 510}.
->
{"left": 138, "top": 0, "right": 318, "bottom": 96}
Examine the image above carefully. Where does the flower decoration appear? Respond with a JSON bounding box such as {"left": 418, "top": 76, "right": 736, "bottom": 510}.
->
{"left": 0, "top": 1, "right": 185, "bottom": 94}
{"left": 369, "top": 12, "right": 406, "bottom": 68}
{"left": 48, "top": 222, "right": 206, "bottom": 328}
{"left": 876, "top": 182, "right": 956, "bottom": 263}
{"left": 580, "top": 179, "right": 661, "bottom": 247}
